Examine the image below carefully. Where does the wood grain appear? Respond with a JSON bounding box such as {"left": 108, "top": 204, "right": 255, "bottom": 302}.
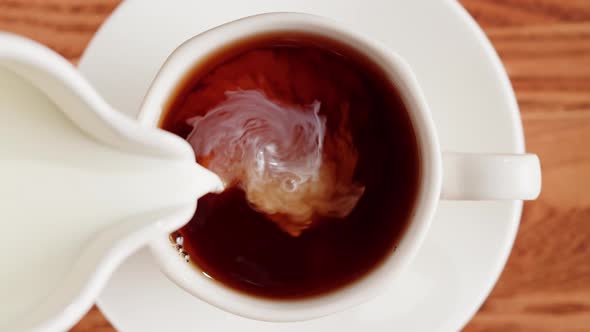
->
{"left": 0, "top": 0, "right": 588, "bottom": 331}
{"left": 0, "top": 0, "right": 119, "bottom": 64}
{"left": 461, "top": 1, "right": 590, "bottom": 331}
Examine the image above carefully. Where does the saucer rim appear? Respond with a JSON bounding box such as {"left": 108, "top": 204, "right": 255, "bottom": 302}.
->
{"left": 79, "top": 0, "right": 524, "bottom": 330}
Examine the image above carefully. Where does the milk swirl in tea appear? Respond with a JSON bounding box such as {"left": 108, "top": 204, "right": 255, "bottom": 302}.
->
{"left": 186, "top": 89, "right": 364, "bottom": 236}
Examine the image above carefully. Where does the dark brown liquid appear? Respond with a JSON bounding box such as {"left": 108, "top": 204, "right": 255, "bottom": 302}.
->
{"left": 161, "top": 33, "right": 420, "bottom": 299}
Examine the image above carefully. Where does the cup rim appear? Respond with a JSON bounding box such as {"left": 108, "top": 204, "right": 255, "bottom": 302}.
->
{"left": 141, "top": 12, "right": 442, "bottom": 322}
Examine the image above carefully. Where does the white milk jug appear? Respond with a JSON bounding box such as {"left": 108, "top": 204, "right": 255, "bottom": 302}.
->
{"left": 0, "top": 33, "right": 223, "bottom": 332}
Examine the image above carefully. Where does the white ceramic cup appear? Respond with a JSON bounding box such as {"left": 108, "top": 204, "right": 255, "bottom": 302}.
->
{"left": 138, "top": 12, "right": 541, "bottom": 322}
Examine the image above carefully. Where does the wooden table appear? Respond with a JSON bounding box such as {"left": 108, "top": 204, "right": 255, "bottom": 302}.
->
{"left": 1, "top": 1, "right": 588, "bottom": 331}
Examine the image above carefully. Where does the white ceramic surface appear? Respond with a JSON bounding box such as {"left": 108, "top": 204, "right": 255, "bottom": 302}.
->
{"left": 139, "top": 12, "right": 537, "bottom": 322}
{"left": 79, "top": 0, "right": 526, "bottom": 331}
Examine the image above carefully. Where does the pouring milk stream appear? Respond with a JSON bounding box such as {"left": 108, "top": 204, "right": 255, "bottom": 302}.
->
{"left": 0, "top": 33, "right": 223, "bottom": 332}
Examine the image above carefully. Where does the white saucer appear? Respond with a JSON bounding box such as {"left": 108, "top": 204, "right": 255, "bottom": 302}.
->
{"left": 79, "top": 0, "right": 524, "bottom": 331}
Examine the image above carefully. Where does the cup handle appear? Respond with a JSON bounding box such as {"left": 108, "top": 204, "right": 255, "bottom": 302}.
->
{"left": 441, "top": 152, "right": 541, "bottom": 200}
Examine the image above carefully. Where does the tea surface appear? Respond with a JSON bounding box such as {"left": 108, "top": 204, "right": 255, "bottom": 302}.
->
{"left": 161, "top": 33, "right": 420, "bottom": 299}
